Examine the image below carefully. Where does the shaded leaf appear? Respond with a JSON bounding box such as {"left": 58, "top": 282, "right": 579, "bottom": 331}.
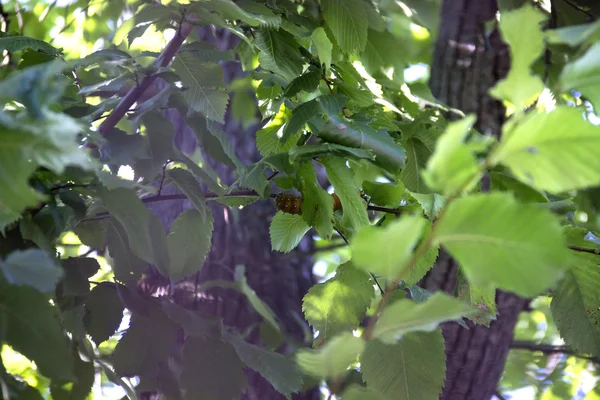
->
{"left": 83, "top": 282, "right": 124, "bottom": 345}
{"left": 0, "top": 249, "right": 62, "bottom": 293}
{"left": 297, "top": 162, "right": 334, "bottom": 239}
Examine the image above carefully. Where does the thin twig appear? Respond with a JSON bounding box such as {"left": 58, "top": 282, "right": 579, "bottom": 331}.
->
{"left": 157, "top": 164, "right": 168, "bottom": 195}
{"left": 568, "top": 245, "right": 600, "bottom": 255}
{"left": 511, "top": 340, "right": 600, "bottom": 364}
{"left": 494, "top": 390, "right": 507, "bottom": 400}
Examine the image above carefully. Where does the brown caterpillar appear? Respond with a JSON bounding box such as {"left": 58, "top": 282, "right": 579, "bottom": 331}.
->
{"left": 275, "top": 192, "right": 363, "bottom": 214}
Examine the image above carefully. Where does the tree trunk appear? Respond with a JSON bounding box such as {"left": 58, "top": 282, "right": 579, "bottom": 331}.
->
{"left": 145, "top": 28, "right": 320, "bottom": 399}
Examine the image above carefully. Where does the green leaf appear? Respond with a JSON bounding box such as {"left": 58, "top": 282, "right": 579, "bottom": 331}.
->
{"left": 136, "top": 112, "right": 175, "bottom": 179}
{"left": 161, "top": 300, "right": 217, "bottom": 338}
{"left": 172, "top": 55, "right": 229, "bottom": 123}
{"left": 166, "top": 209, "right": 214, "bottom": 281}
{"left": 351, "top": 215, "right": 427, "bottom": 280}
{"left": 98, "top": 187, "right": 154, "bottom": 265}
{"left": 489, "top": 170, "right": 548, "bottom": 203}
{"left": 360, "top": 29, "right": 406, "bottom": 73}
{"left": 546, "top": 20, "right": 600, "bottom": 47}
{"left": 0, "top": 148, "right": 39, "bottom": 214}
{"left": 310, "top": 27, "right": 333, "bottom": 70}
{"left": 361, "top": 330, "right": 446, "bottom": 400}
{"left": 234, "top": 265, "right": 282, "bottom": 331}
{"left": 222, "top": 328, "right": 302, "bottom": 398}
{"left": 559, "top": 43, "right": 600, "bottom": 110}
{"left": 289, "top": 143, "right": 373, "bottom": 164}
{"left": 297, "top": 162, "right": 334, "bottom": 239}
{"left": 490, "top": 4, "right": 546, "bottom": 110}
{"left": 456, "top": 273, "right": 497, "bottom": 327}
{"left": 285, "top": 68, "right": 321, "bottom": 97}
{"left": 173, "top": 150, "right": 225, "bottom": 195}
{"left": 302, "top": 262, "right": 374, "bottom": 342}
{"left": 148, "top": 214, "right": 170, "bottom": 278}
{"left": 209, "top": 195, "right": 259, "bottom": 208}
{"left": 269, "top": 211, "right": 311, "bottom": 253}
{"left": 318, "top": 116, "right": 405, "bottom": 175}
{"left": 0, "top": 35, "right": 61, "bottom": 56}
{"left": 83, "top": 283, "right": 124, "bottom": 346}
{"left": 435, "top": 193, "right": 570, "bottom": 297}
{"left": 409, "top": 192, "right": 445, "bottom": 219}
{"left": 50, "top": 354, "right": 94, "bottom": 400}
{"left": 186, "top": 112, "right": 243, "bottom": 169}
{"left": 551, "top": 250, "right": 600, "bottom": 357}
{"left": 362, "top": 181, "right": 405, "bottom": 207}
{"left": 192, "top": 0, "right": 281, "bottom": 28}
{"left": 404, "top": 239, "right": 439, "bottom": 286}
{"left": 399, "top": 131, "right": 438, "bottom": 193}
{"left": 239, "top": 162, "right": 270, "bottom": 198}
{"left": 112, "top": 306, "right": 178, "bottom": 376}
{"left": 372, "top": 293, "right": 475, "bottom": 344}
{"left": 0, "top": 280, "right": 74, "bottom": 381}
{"left": 60, "top": 257, "right": 100, "bottom": 296}
{"left": 340, "top": 385, "right": 382, "bottom": 400}
{"left": 105, "top": 219, "right": 147, "bottom": 285}
{"left": 166, "top": 168, "right": 208, "bottom": 220}
{"left": 255, "top": 29, "right": 304, "bottom": 85}
{"left": 422, "top": 115, "right": 482, "bottom": 195}
{"left": 0, "top": 249, "right": 62, "bottom": 293}
{"left": 181, "top": 336, "right": 247, "bottom": 400}
{"left": 491, "top": 107, "right": 600, "bottom": 194}
{"left": 282, "top": 99, "right": 322, "bottom": 143}
{"left": 296, "top": 333, "right": 365, "bottom": 379}
{"left": 321, "top": 0, "right": 368, "bottom": 53}
{"left": 322, "top": 156, "right": 370, "bottom": 233}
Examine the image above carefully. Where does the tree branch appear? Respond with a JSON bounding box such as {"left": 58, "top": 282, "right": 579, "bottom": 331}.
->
{"left": 97, "top": 20, "right": 194, "bottom": 135}
{"left": 511, "top": 340, "right": 600, "bottom": 364}
{"left": 568, "top": 245, "right": 600, "bottom": 255}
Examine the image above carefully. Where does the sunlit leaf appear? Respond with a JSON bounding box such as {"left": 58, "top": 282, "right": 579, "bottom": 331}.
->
{"left": 269, "top": 211, "right": 310, "bottom": 253}
{"left": 296, "top": 333, "right": 365, "bottom": 379}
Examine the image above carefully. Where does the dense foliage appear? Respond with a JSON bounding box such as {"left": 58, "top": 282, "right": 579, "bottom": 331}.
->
{"left": 1, "top": 0, "right": 600, "bottom": 399}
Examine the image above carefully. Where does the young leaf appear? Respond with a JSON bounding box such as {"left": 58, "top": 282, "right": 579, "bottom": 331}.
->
{"left": 372, "top": 293, "right": 475, "bottom": 343}
{"left": 269, "top": 211, "right": 311, "bottom": 253}
{"left": 321, "top": 0, "right": 368, "bottom": 54}
{"left": 321, "top": 156, "right": 370, "bottom": 232}
{"left": 297, "top": 162, "right": 334, "bottom": 239}
{"left": 0, "top": 280, "right": 74, "bottom": 381}
{"left": 351, "top": 215, "right": 427, "bottom": 280}
{"left": 167, "top": 209, "right": 214, "bottom": 282}
{"left": 302, "top": 262, "right": 374, "bottom": 342}
{"left": 551, "top": 251, "right": 600, "bottom": 357}
{"left": 361, "top": 330, "right": 446, "bottom": 400}
{"left": 222, "top": 328, "right": 302, "bottom": 398}
{"left": 0, "top": 249, "right": 62, "bottom": 293}
{"left": 83, "top": 282, "right": 124, "bottom": 346}
{"left": 422, "top": 115, "right": 481, "bottom": 195}
{"left": 296, "top": 333, "right": 365, "bottom": 379}
{"left": 166, "top": 168, "right": 208, "bottom": 220}
{"left": 490, "top": 4, "right": 546, "bottom": 110}
{"left": 435, "top": 193, "right": 570, "bottom": 297}
{"left": 181, "top": 336, "right": 247, "bottom": 400}
{"left": 490, "top": 107, "right": 600, "bottom": 194}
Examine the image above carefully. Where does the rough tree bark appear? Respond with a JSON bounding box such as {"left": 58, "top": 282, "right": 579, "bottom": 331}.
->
{"left": 427, "top": 1, "right": 527, "bottom": 399}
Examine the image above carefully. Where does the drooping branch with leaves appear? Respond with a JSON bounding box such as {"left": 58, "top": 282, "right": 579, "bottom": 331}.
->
{"left": 1, "top": 0, "right": 600, "bottom": 399}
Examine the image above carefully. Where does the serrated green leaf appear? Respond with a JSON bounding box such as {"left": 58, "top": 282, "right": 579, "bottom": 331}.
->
{"left": 351, "top": 215, "right": 427, "bottom": 280}
{"left": 192, "top": 0, "right": 280, "bottom": 28}
{"left": 302, "top": 262, "right": 374, "bottom": 342}
{"left": 208, "top": 195, "right": 259, "bottom": 208}
{"left": 362, "top": 181, "right": 405, "bottom": 207}
{"left": 0, "top": 35, "right": 61, "bottom": 56}
{"left": 489, "top": 170, "right": 548, "bottom": 203}
{"left": 106, "top": 219, "right": 147, "bottom": 285}
{"left": 166, "top": 168, "right": 208, "bottom": 220}
{"left": 289, "top": 143, "right": 373, "bottom": 164}
{"left": 409, "top": 192, "right": 445, "bottom": 219}
{"left": 255, "top": 29, "right": 304, "bottom": 85}
{"left": 372, "top": 293, "right": 475, "bottom": 343}
{"left": 321, "top": 0, "right": 368, "bottom": 54}
{"left": 546, "top": 20, "right": 600, "bottom": 47}
{"left": 399, "top": 132, "right": 437, "bottom": 193}
{"left": 285, "top": 68, "right": 321, "bottom": 97}
{"left": 360, "top": 29, "right": 406, "bottom": 74}
{"left": 435, "top": 193, "right": 570, "bottom": 297}
{"left": 282, "top": 99, "right": 322, "bottom": 143}
{"left": 0, "top": 249, "right": 62, "bottom": 293}
{"left": 491, "top": 107, "right": 600, "bottom": 193}
{"left": 112, "top": 305, "right": 178, "bottom": 376}
{"left": 340, "top": 385, "right": 381, "bottom": 400}
{"left": 551, "top": 250, "right": 600, "bottom": 357}
{"left": 422, "top": 115, "right": 482, "bottom": 195}
{"left": 361, "top": 330, "right": 446, "bottom": 400}
{"left": 172, "top": 54, "right": 228, "bottom": 123}
{"left": 296, "top": 332, "right": 364, "bottom": 378}
{"left": 490, "top": 4, "right": 546, "bottom": 110}
{"left": 322, "top": 156, "right": 370, "bottom": 233}
{"left": 404, "top": 225, "right": 439, "bottom": 286}
{"left": 456, "top": 273, "right": 497, "bottom": 326}
{"left": 0, "top": 149, "right": 39, "bottom": 214}
{"left": 173, "top": 149, "right": 225, "bottom": 195}
{"left": 239, "top": 161, "right": 270, "bottom": 198}
{"left": 0, "top": 280, "right": 74, "bottom": 381}
{"left": 181, "top": 336, "right": 247, "bottom": 399}
{"left": 167, "top": 209, "right": 214, "bottom": 281}
{"left": 269, "top": 211, "right": 310, "bottom": 253}
{"left": 83, "top": 282, "right": 124, "bottom": 345}
{"left": 311, "top": 27, "right": 333, "bottom": 71}
{"left": 297, "top": 162, "right": 334, "bottom": 239}
{"left": 222, "top": 328, "right": 302, "bottom": 398}
{"left": 187, "top": 112, "right": 243, "bottom": 169}
{"left": 234, "top": 265, "right": 282, "bottom": 331}
{"left": 60, "top": 257, "right": 100, "bottom": 296}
